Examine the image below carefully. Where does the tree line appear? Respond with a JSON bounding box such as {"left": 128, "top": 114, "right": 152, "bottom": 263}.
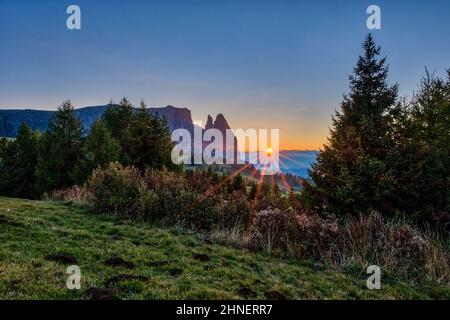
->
{"left": 0, "top": 98, "right": 177, "bottom": 199}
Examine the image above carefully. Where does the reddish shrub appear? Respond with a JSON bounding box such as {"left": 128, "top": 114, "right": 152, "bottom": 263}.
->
{"left": 87, "top": 162, "right": 146, "bottom": 216}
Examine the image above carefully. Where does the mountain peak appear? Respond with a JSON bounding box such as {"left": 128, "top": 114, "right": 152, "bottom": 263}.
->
{"left": 205, "top": 115, "right": 214, "bottom": 130}
{"left": 213, "top": 113, "right": 231, "bottom": 131}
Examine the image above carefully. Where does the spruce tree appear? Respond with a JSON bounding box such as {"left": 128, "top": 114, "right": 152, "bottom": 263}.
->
{"left": 303, "top": 34, "right": 399, "bottom": 216}
{"left": 0, "top": 137, "right": 11, "bottom": 175}
{"left": 407, "top": 70, "right": 450, "bottom": 221}
{"left": 0, "top": 124, "right": 38, "bottom": 198}
{"left": 36, "top": 101, "right": 84, "bottom": 193}
{"left": 102, "top": 98, "right": 133, "bottom": 164}
{"left": 75, "top": 119, "right": 119, "bottom": 182}
{"left": 0, "top": 138, "right": 15, "bottom": 196}
{"left": 128, "top": 101, "right": 176, "bottom": 171}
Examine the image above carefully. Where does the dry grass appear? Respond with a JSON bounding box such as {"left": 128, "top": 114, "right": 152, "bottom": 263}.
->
{"left": 248, "top": 210, "right": 450, "bottom": 284}
{"left": 44, "top": 185, "right": 93, "bottom": 207}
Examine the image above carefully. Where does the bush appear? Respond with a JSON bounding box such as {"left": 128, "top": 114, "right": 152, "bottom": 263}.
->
{"left": 219, "top": 190, "right": 251, "bottom": 230}
{"left": 143, "top": 168, "right": 194, "bottom": 223}
{"left": 143, "top": 169, "right": 251, "bottom": 230}
{"left": 338, "top": 213, "right": 450, "bottom": 282}
{"left": 87, "top": 162, "right": 146, "bottom": 217}
{"left": 248, "top": 208, "right": 338, "bottom": 258}
{"left": 248, "top": 208, "right": 299, "bottom": 255}
{"left": 181, "top": 192, "right": 223, "bottom": 230}
{"left": 181, "top": 182, "right": 251, "bottom": 231}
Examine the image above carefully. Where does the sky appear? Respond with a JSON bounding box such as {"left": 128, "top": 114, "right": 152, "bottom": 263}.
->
{"left": 0, "top": 0, "right": 449, "bottom": 150}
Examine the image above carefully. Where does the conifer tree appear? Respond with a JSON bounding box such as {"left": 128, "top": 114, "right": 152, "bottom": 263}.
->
{"left": 0, "top": 124, "right": 38, "bottom": 198}
{"left": 128, "top": 101, "right": 176, "bottom": 171}
{"left": 35, "top": 101, "right": 84, "bottom": 193}
{"left": 102, "top": 98, "right": 133, "bottom": 164}
{"left": 75, "top": 119, "right": 119, "bottom": 182}
{"left": 407, "top": 70, "right": 450, "bottom": 221}
{"left": 303, "top": 34, "right": 399, "bottom": 216}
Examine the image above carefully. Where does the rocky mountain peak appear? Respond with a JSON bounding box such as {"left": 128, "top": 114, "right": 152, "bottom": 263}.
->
{"left": 213, "top": 113, "right": 231, "bottom": 133}
{"left": 205, "top": 115, "right": 214, "bottom": 130}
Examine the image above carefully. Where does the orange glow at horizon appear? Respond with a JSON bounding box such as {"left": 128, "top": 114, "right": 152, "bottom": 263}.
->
{"left": 223, "top": 115, "right": 331, "bottom": 151}
{"left": 241, "top": 135, "right": 326, "bottom": 152}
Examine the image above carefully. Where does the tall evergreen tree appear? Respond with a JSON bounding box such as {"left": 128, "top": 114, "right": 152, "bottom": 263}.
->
{"left": 128, "top": 101, "right": 176, "bottom": 171}
{"left": 0, "top": 137, "right": 10, "bottom": 170}
{"left": 303, "top": 34, "right": 400, "bottom": 216}
{"left": 102, "top": 98, "right": 133, "bottom": 164}
{"left": 0, "top": 124, "right": 38, "bottom": 198}
{"left": 0, "top": 138, "right": 15, "bottom": 195}
{"left": 407, "top": 70, "right": 450, "bottom": 222}
{"left": 75, "top": 119, "right": 119, "bottom": 182}
{"left": 36, "top": 101, "right": 84, "bottom": 193}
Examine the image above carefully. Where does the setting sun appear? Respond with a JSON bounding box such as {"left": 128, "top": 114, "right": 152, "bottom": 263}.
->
{"left": 266, "top": 146, "right": 273, "bottom": 156}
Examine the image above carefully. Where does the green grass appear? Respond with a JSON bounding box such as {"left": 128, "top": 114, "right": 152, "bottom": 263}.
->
{"left": 0, "top": 197, "right": 448, "bottom": 300}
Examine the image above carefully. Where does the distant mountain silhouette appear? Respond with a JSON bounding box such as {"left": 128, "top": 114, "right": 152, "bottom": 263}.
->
{"left": 203, "top": 113, "right": 238, "bottom": 162}
{"left": 0, "top": 105, "right": 241, "bottom": 163}
{"left": 0, "top": 105, "right": 197, "bottom": 137}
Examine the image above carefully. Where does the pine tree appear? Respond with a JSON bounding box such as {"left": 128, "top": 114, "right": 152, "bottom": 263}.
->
{"left": 128, "top": 101, "right": 177, "bottom": 171}
{"left": 407, "top": 69, "right": 450, "bottom": 221}
{"left": 36, "top": 101, "right": 84, "bottom": 193}
{"left": 102, "top": 98, "right": 133, "bottom": 164}
{"left": 0, "top": 137, "right": 10, "bottom": 172}
{"left": 75, "top": 119, "right": 119, "bottom": 182}
{"left": 303, "top": 34, "right": 399, "bottom": 216}
{"left": 0, "top": 124, "right": 38, "bottom": 198}
{"left": 0, "top": 138, "right": 15, "bottom": 196}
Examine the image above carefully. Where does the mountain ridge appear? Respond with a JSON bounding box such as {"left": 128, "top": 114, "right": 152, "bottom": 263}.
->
{"left": 0, "top": 105, "right": 229, "bottom": 138}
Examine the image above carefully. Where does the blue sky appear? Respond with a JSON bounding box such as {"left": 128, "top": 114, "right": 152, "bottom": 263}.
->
{"left": 0, "top": 0, "right": 449, "bottom": 149}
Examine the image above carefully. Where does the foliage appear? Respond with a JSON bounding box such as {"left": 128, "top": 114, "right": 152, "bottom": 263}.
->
{"left": 248, "top": 208, "right": 449, "bottom": 283}
{"left": 102, "top": 98, "right": 134, "bottom": 165}
{"left": 75, "top": 119, "right": 119, "bottom": 182}
{"left": 0, "top": 124, "right": 39, "bottom": 198}
{"left": 35, "top": 101, "right": 85, "bottom": 194}
{"left": 405, "top": 70, "right": 450, "bottom": 225}
{"left": 302, "top": 34, "right": 450, "bottom": 229}
{"left": 127, "top": 101, "right": 177, "bottom": 171}
{"left": 87, "top": 162, "right": 146, "bottom": 217}
{"left": 303, "top": 34, "right": 400, "bottom": 217}
{"left": 142, "top": 168, "right": 193, "bottom": 223}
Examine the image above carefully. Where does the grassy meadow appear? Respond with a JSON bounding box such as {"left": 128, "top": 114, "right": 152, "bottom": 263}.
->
{"left": 0, "top": 197, "right": 448, "bottom": 300}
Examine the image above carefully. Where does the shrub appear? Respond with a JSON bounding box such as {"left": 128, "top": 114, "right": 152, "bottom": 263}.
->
{"left": 338, "top": 212, "right": 450, "bottom": 282}
{"left": 143, "top": 169, "right": 251, "bottom": 230}
{"left": 248, "top": 208, "right": 338, "bottom": 258}
{"left": 186, "top": 169, "right": 216, "bottom": 193}
{"left": 219, "top": 190, "right": 251, "bottom": 230}
{"left": 181, "top": 192, "right": 223, "bottom": 230}
{"left": 143, "top": 168, "right": 194, "bottom": 223}
{"left": 87, "top": 162, "right": 146, "bottom": 217}
{"left": 248, "top": 208, "right": 298, "bottom": 255}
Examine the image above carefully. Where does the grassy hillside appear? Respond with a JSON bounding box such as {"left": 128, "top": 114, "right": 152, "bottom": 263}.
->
{"left": 0, "top": 197, "right": 448, "bottom": 300}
